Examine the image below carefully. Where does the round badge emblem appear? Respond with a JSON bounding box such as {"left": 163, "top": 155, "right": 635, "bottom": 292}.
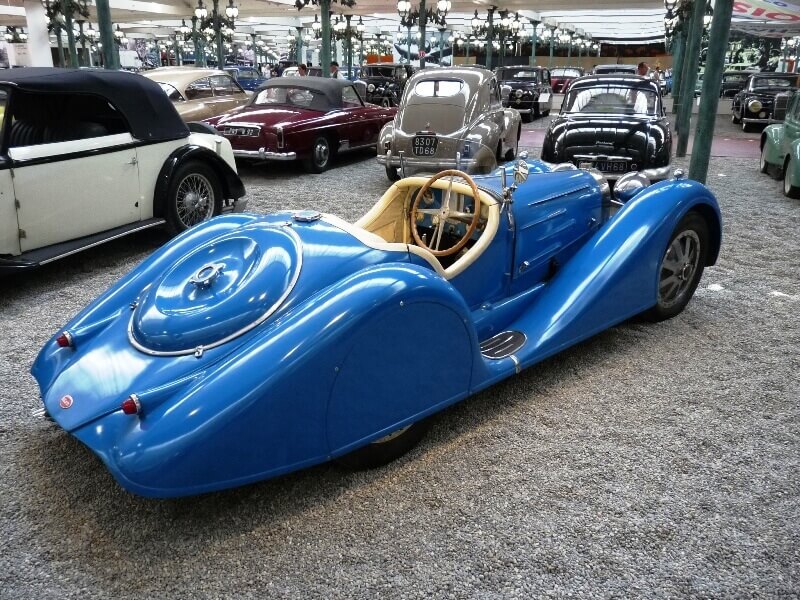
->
{"left": 59, "top": 395, "right": 74, "bottom": 409}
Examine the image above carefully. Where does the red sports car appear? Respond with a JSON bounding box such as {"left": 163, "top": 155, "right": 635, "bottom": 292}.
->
{"left": 550, "top": 67, "right": 585, "bottom": 94}
{"left": 205, "top": 78, "right": 396, "bottom": 172}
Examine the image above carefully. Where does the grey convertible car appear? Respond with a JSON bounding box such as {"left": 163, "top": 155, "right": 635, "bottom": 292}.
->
{"left": 376, "top": 67, "right": 522, "bottom": 181}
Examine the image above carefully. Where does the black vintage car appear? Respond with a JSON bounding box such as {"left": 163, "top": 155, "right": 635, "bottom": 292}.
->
{"left": 360, "top": 63, "right": 414, "bottom": 106}
{"left": 496, "top": 66, "right": 552, "bottom": 122}
{"left": 541, "top": 74, "right": 672, "bottom": 181}
{"left": 720, "top": 70, "right": 756, "bottom": 98}
{"left": 732, "top": 73, "right": 800, "bottom": 132}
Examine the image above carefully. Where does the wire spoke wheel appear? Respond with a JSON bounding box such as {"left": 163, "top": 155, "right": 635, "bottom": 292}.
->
{"left": 175, "top": 173, "right": 215, "bottom": 229}
{"left": 658, "top": 230, "right": 701, "bottom": 309}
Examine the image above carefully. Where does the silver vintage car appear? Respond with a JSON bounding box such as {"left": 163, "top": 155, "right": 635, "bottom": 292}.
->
{"left": 376, "top": 67, "right": 522, "bottom": 181}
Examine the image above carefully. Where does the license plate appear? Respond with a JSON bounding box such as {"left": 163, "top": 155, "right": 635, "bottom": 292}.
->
{"left": 224, "top": 126, "right": 259, "bottom": 137}
{"left": 595, "top": 160, "right": 629, "bottom": 173}
{"left": 539, "top": 93, "right": 550, "bottom": 103}
{"left": 412, "top": 134, "right": 438, "bottom": 156}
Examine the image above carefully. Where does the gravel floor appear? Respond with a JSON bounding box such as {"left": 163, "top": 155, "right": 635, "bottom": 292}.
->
{"left": 1, "top": 115, "right": 798, "bottom": 599}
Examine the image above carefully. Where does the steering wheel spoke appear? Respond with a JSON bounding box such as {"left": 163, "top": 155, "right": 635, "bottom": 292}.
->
{"left": 409, "top": 169, "right": 483, "bottom": 258}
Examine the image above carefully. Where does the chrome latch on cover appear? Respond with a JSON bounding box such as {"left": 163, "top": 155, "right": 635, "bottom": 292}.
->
{"left": 190, "top": 263, "right": 224, "bottom": 289}
{"left": 293, "top": 210, "right": 322, "bottom": 223}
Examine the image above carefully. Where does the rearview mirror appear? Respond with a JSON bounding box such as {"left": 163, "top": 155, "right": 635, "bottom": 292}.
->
{"left": 514, "top": 160, "right": 529, "bottom": 184}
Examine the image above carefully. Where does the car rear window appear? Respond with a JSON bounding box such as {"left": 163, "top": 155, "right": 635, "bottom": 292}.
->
{"left": 413, "top": 80, "right": 465, "bottom": 97}
{"left": 552, "top": 68, "right": 582, "bottom": 78}
{"left": 564, "top": 85, "right": 658, "bottom": 116}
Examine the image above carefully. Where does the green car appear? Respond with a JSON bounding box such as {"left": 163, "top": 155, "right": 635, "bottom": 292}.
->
{"left": 760, "top": 90, "right": 800, "bottom": 197}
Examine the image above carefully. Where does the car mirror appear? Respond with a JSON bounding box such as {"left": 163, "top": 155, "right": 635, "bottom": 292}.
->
{"left": 514, "top": 160, "right": 529, "bottom": 184}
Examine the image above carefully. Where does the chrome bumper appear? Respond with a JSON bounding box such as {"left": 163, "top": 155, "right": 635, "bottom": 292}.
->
{"left": 602, "top": 165, "right": 672, "bottom": 181}
{"left": 233, "top": 148, "right": 297, "bottom": 161}
{"left": 742, "top": 116, "right": 775, "bottom": 125}
{"left": 377, "top": 154, "right": 481, "bottom": 171}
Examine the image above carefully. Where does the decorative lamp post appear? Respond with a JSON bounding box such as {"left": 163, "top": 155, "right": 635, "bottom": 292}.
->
{"left": 397, "top": 0, "right": 449, "bottom": 68}
{"left": 295, "top": 0, "right": 357, "bottom": 78}
{"left": 357, "top": 16, "right": 365, "bottom": 66}
{"left": 195, "top": 0, "right": 237, "bottom": 68}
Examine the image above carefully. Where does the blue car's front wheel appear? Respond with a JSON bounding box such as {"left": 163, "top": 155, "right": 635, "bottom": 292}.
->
{"left": 645, "top": 211, "right": 710, "bottom": 322}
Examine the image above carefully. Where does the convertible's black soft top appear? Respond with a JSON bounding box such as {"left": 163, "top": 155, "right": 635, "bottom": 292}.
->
{"left": 253, "top": 77, "right": 354, "bottom": 109}
{"left": 0, "top": 68, "right": 189, "bottom": 142}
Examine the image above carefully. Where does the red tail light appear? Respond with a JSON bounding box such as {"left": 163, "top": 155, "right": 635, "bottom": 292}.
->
{"left": 56, "top": 332, "right": 73, "bottom": 348}
{"left": 121, "top": 394, "right": 141, "bottom": 415}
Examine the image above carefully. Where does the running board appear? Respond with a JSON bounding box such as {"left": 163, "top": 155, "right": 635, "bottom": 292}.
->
{"left": 2, "top": 218, "right": 166, "bottom": 271}
{"left": 480, "top": 330, "right": 527, "bottom": 359}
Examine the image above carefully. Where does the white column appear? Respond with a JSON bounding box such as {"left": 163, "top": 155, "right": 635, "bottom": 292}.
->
{"left": 24, "top": 0, "right": 53, "bottom": 67}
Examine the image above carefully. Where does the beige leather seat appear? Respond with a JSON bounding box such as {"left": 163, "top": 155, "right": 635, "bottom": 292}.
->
{"left": 323, "top": 177, "right": 500, "bottom": 279}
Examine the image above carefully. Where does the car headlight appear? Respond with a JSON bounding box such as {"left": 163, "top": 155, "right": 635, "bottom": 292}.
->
{"left": 367, "top": 83, "right": 375, "bottom": 92}
{"left": 748, "top": 99, "right": 763, "bottom": 113}
{"left": 515, "top": 89, "right": 523, "bottom": 98}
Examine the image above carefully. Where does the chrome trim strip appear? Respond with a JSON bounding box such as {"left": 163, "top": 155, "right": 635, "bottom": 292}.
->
{"left": 127, "top": 225, "right": 304, "bottom": 357}
{"left": 38, "top": 220, "right": 167, "bottom": 265}
{"left": 520, "top": 207, "right": 568, "bottom": 230}
{"left": 509, "top": 354, "right": 521, "bottom": 374}
{"left": 527, "top": 184, "right": 591, "bottom": 207}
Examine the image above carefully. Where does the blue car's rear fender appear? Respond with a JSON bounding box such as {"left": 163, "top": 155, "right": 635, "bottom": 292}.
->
{"left": 70, "top": 262, "right": 480, "bottom": 497}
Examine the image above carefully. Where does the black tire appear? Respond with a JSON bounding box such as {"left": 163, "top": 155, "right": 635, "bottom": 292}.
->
{"left": 742, "top": 120, "right": 754, "bottom": 133}
{"left": 165, "top": 160, "right": 222, "bottom": 235}
{"left": 783, "top": 157, "right": 800, "bottom": 198}
{"left": 759, "top": 143, "right": 770, "bottom": 174}
{"left": 542, "top": 109, "right": 550, "bottom": 117}
{"left": 335, "top": 420, "right": 430, "bottom": 470}
{"left": 521, "top": 111, "right": 532, "bottom": 123}
{"left": 303, "top": 135, "right": 334, "bottom": 173}
{"left": 731, "top": 111, "right": 741, "bottom": 125}
{"left": 643, "top": 211, "right": 709, "bottom": 322}
{"left": 385, "top": 164, "right": 401, "bottom": 181}
{"left": 533, "top": 103, "right": 541, "bottom": 120}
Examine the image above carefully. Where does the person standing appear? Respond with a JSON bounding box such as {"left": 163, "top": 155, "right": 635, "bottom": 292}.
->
{"left": 330, "top": 61, "right": 345, "bottom": 79}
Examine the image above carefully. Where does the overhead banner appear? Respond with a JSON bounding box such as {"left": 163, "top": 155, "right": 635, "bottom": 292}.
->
{"left": 733, "top": 0, "right": 800, "bottom": 22}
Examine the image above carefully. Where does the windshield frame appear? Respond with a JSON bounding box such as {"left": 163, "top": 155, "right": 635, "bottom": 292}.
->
{"left": 156, "top": 82, "right": 185, "bottom": 102}
{"left": 497, "top": 68, "right": 539, "bottom": 82}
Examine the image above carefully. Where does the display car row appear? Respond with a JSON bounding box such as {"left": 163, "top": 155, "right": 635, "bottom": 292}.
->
{"left": 0, "top": 67, "right": 682, "bottom": 273}
{"left": 731, "top": 72, "right": 800, "bottom": 131}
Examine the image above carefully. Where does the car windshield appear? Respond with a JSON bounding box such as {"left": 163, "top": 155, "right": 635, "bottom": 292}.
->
{"left": 595, "top": 66, "right": 636, "bottom": 74}
{"left": 364, "top": 66, "right": 396, "bottom": 78}
{"left": 157, "top": 82, "right": 184, "bottom": 102}
{"left": 237, "top": 70, "right": 259, "bottom": 79}
{"left": 750, "top": 77, "right": 798, "bottom": 90}
{"left": 498, "top": 69, "right": 538, "bottom": 81}
{"left": 252, "top": 86, "right": 330, "bottom": 110}
{"left": 552, "top": 68, "right": 582, "bottom": 78}
{"left": 564, "top": 84, "right": 658, "bottom": 116}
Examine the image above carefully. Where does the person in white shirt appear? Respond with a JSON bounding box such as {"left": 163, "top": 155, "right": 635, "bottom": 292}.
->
{"left": 330, "top": 61, "right": 345, "bottom": 79}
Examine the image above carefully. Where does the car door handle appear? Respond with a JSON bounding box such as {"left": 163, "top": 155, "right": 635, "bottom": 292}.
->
{"left": 127, "top": 156, "right": 138, "bottom": 166}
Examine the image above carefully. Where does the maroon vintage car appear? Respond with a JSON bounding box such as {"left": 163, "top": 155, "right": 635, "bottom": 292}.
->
{"left": 205, "top": 77, "right": 396, "bottom": 172}
{"left": 550, "top": 67, "right": 585, "bottom": 94}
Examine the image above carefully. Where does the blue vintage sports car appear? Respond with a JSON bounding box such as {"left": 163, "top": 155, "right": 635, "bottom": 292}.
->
{"left": 32, "top": 160, "right": 721, "bottom": 498}
{"left": 224, "top": 66, "right": 267, "bottom": 91}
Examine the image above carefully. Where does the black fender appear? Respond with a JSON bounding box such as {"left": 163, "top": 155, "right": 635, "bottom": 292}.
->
{"left": 153, "top": 145, "right": 245, "bottom": 219}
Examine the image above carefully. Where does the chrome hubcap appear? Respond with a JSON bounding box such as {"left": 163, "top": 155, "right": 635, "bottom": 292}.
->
{"left": 658, "top": 230, "right": 701, "bottom": 308}
{"left": 315, "top": 141, "right": 329, "bottom": 165}
{"left": 176, "top": 173, "right": 214, "bottom": 228}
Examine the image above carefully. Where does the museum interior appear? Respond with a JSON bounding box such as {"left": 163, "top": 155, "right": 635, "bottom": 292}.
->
{"left": 1, "top": 0, "right": 798, "bottom": 597}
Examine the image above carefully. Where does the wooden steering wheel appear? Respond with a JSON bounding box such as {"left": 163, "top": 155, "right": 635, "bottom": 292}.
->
{"left": 409, "top": 169, "right": 482, "bottom": 257}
